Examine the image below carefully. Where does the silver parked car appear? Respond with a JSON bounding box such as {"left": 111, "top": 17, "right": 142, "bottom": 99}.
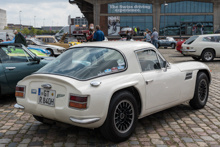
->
{"left": 158, "top": 37, "right": 177, "bottom": 49}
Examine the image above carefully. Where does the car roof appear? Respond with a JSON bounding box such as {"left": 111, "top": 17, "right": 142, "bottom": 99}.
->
{"left": 0, "top": 43, "right": 22, "bottom": 47}
{"left": 197, "top": 34, "right": 220, "bottom": 37}
{"left": 71, "top": 41, "right": 156, "bottom": 53}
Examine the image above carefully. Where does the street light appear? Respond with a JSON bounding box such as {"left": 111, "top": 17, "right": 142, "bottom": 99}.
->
{"left": 164, "top": 1, "right": 168, "bottom": 37}
{"left": 34, "top": 16, "right": 36, "bottom": 27}
{"left": 43, "top": 18, "right": 45, "bottom": 27}
{"left": 19, "top": 11, "right": 22, "bottom": 29}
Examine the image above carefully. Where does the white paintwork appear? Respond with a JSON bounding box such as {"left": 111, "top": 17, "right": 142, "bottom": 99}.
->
{"left": 15, "top": 41, "right": 211, "bottom": 129}
{"left": 182, "top": 34, "right": 220, "bottom": 57}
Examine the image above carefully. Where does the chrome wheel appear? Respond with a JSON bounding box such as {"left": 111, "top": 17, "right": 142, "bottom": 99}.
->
{"left": 204, "top": 52, "right": 213, "bottom": 61}
{"left": 198, "top": 79, "right": 207, "bottom": 102}
{"left": 114, "top": 100, "right": 134, "bottom": 134}
{"left": 171, "top": 44, "right": 175, "bottom": 49}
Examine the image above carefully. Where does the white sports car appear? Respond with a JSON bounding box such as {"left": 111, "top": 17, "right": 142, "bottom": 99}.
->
{"left": 14, "top": 42, "right": 211, "bottom": 142}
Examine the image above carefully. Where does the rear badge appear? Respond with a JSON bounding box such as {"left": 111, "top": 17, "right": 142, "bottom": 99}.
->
{"left": 57, "top": 94, "right": 65, "bottom": 98}
{"left": 31, "top": 89, "right": 37, "bottom": 94}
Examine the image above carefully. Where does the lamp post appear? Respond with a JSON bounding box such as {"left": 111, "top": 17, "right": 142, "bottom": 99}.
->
{"left": 164, "top": 1, "right": 168, "bottom": 37}
{"left": 34, "top": 16, "right": 36, "bottom": 27}
{"left": 43, "top": 18, "right": 45, "bottom": 26}
{"left": 19, "top": 11, "right": 22, "bottom": 29}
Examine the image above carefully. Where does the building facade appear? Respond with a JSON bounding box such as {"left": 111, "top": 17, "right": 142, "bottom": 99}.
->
{"left": 69, "top": 0, "right": 220, "bottom": 37}
{"left": 0, "top": 8, "right": 7, "bottom": 30}
{"left": 71, "top": 17, "right": 88, "bottom": 27}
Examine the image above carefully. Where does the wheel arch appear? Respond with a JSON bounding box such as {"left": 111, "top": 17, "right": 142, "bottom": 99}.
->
{"left": 110, "top": 86, "right": 142, "bottom": 116}
{"left": 197, "top": 69, "right": 211, "bottom": 84}
{"left": 201, "top": 48, "right": 216, "bottom": 58}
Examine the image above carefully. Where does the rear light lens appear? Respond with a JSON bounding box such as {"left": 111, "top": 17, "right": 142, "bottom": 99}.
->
{"left": 187, "top": 47, "right": 190, "bottom": 49}
{"left": 69, "top": 94, "right": 88, "bottom": 109}
{"left": 15, "top": 85, "right": 26, "bottom": 98}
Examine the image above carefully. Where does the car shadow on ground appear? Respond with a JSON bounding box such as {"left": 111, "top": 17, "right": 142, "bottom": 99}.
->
{"left": 11, "top": 103, "right": 196, "bottom": 145}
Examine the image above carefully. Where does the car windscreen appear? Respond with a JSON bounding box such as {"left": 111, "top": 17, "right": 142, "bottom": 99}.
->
{"left": 36, "top": 47, "right": 127, "bottom": 80}
{"left": 121, "top": 28, "right": 131, "bottom": 31}
{"left": 184, "top": 36, "right": 199, "bottom": 45}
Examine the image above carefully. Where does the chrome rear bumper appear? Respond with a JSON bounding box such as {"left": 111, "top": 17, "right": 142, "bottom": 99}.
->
{"left": 14, "top": 103, "right": 25, "bottom": 109}
{"left": 70, "top": 117, "right": 100, "bottom": 124}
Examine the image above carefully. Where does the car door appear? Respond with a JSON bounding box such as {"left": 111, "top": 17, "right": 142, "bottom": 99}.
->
{"left": 0, "top": 45, "right": 43, "bottom": 89}
{"left": 135, "top": 49, "right": 181, "bottom": 110}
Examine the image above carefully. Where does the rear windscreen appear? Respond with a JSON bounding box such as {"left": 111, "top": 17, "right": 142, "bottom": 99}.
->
{"left": 184, "top": 36, "right": 199, "bottom": 45}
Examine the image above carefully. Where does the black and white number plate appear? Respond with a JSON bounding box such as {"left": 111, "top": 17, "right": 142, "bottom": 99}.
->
{"left": 38, "top": 88, "right": 56, "bottom": 107}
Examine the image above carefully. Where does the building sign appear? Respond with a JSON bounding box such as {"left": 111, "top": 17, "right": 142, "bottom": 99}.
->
{"left": 108, "top": 2, "right": 152, "bottom": 14}
{"left": 108, "top": 16, "right": 120, "bottom": 36}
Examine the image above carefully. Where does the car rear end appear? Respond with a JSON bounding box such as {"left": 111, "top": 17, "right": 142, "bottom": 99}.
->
{"left": 181, "top": 36, "right": 200, "bottom": 56}
{"left": 176, "top": 41, "right": 184, "bottom": 53}
{"left": 15, "top": 74, "right": 107, "bottom": 128}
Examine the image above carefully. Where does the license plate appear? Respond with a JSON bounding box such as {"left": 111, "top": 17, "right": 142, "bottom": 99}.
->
{"left": 38, "top": 88, "right": 56, "bottom": 107}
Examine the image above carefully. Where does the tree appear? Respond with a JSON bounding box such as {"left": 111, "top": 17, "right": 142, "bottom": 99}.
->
{"left": 36, "top": 30, "right": 43, "bottom": 35}
{"left": 30, "top": 27, "right": 37, "bottom": 35}
{"left": 4, "top": 26, "right": 9, "bottom": 30}
{"left": 22, "top": 28, "right": 30, "bottom": 35}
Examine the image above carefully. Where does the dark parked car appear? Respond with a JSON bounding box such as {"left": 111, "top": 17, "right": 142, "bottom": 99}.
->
{"left": 118, "top": 27, "right": 136, "bottom": 37}
{"left": 158, "top": 37, "right": 177, "bottom": 49}
{"left": 0, "top": 43, "right": 53, "bottom": 97}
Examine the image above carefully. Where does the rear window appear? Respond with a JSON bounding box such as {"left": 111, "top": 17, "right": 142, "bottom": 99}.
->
{"left": 36, "top": 47, "right": 127, "bottom": 80}
{"left": 184, "top": 36, "right": 199, "bottom": 45}
{"left": 203, "top": 36, "right": 220, "bottom": 42}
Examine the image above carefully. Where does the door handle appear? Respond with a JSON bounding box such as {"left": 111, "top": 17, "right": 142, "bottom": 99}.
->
{"left": 6, "top": 67, "right": 16, "bottom": 70}
{"left": 146, "top": 79, "right": 154, "bottom": 85}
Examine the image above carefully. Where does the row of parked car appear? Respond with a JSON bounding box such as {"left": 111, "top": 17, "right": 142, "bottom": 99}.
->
{"left": 176, "top": 34, "right": 220, "bottom": 62}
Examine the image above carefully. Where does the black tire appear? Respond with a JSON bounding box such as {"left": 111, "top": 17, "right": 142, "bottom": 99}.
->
{"left": 157, "top": 43, "right": 160, "bottom": 48}
{"left": 192, "top": 56, "right": 201, "bottom": 61}
{"left": 201, "top": 49, "right": 214, "bottom": 62}
{"left": 171, "top": 43, "right": 176, "bottom": 49}
{"left": 99, "top": 91, "right": 138, "bottom": 142}
{"left": 47, "top": 49, "right": 54, "bottom": 57}
{"left": 189, "top": 72, "right": 209, "bottom": 109}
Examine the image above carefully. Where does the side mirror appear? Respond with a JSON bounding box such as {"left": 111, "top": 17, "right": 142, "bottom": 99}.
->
{"left": 33, "top": 56, "right": 40, "bottom": 64}
{"left": 162, "top": 61, "right": 168, "bottom": 72}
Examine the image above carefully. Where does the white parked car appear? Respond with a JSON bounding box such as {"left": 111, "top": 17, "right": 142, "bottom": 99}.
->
{"left": 26, "top": 38, "right": 66, "bottom": 56}
{"left": 14, "top": 42, "right": 211, "bottom": 142}
{"left": 181, "top": 34, "right": 220, "bottom": 62}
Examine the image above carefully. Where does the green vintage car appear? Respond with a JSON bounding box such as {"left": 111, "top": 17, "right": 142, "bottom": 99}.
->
{"left": 0, "top": 43, "right": 54, "bottom": 96}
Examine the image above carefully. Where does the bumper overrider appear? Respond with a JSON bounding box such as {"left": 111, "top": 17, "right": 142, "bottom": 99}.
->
{"left": 14, "top": 103, "right": 101, "bottom": 124}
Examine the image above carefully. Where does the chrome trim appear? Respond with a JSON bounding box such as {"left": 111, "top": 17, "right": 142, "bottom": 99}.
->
{"left": 41, "top": 84, "right": 52, "bottom": 89}
{"left": 14, "top": 103, "right": 25, "bottom": 109}
{"left": 5, "top": 67, "right": 16, "bottom": 70}
{"left": 69, "top": 117, "right": 100, "bottom": 124}
{"left": 181, "top": 49, "right": 196, "bottom": 52}
{"left": 90, "top": 81, "right": 101, "bottom": 87}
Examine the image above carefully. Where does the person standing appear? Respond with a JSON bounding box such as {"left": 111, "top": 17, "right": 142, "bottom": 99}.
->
{"left": 142, "top": 32, "right": 147, "bottom": 41}
{"left": 137, "top": 27, "right": 140, "bottom": 36}
{"left": 201, "top": 25, "right": 204, "bottom": 35}
{"left": 86, "top": 23, "right": 95, "bottom": 42}
{"left": 93, "top": 25, "right": 105, "bottom": 41}
{"left": 13, "top": 30, "right": 27, "bottom": 47}
{"left": 126, "top": 30, "right": 132, "bottom": 41}
{"left": 146, "top": 31, "right": 151, "bottom": 43}
{"left": 192, "top": 25, "right": 197, "bottom": 35}
{"left": 151, "top": 28, "right": 159, "bottom": 49}
{"left": 134, "top": 27, "right": 137, "bottom": 36}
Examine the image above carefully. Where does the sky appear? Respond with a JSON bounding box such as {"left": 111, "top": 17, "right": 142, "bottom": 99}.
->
{"left": 0, "top": 0, "right": 83, "bottom": 27}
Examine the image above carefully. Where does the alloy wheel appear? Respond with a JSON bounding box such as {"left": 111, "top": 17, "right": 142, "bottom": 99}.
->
{"left": 114, "top": 100, "right": 134, "bottom": 134}
{"left": 204, "top": 52, "right": 213, "bottom": 61}
{"left": 198, "top": 79, "right": 207, "bottom": 102}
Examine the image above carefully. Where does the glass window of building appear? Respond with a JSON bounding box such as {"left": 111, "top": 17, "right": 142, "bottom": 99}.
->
{"left": 159, "top": 15, "right": 213, "bottom": 36}
{"left": 161, "top": 1, "right": 213, "bottom": 13}
{"left": 108, "top": 2, "right": 152, "bottom": 14}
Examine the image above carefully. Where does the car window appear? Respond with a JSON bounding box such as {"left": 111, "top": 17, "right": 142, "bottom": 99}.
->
{"left": 37, "top": 38, "right": 44, "bottom": 41}
{"left": 0, "top": 46, "right": 32, "bottom": 63}
{"left": 45, "top": 38, "right": 56, "bottom": 43}
{"left": 136, "top": 50, "right": 161, "bottom": 72}
{"left": 184, "top": 36, "right": 199, "bottom": 45}
{"left": 36, "top": 47, "right": 127, "bottom": 80}
{"left": 203, "top": 36, "right": 220, "bottom": 42}
{"left": 158, "top": 55, "right": 166, "bottom": 68}
{"left": 26, "top": 40, "right": 36, "bottom": 45}
{"left": 59, "top": 29, "right": 64, "bottom": 34}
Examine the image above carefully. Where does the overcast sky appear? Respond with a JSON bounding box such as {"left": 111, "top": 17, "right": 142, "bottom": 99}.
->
{"left": 0, "top": 0, "right": 82, "bottom": 27}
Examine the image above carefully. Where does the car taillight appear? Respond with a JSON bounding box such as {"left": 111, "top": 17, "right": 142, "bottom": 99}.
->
{"left": 187, "top": 47, "right": 190, "bottom": 49}
{"left": 15, "top": 85, "right": 26, "bottom": 98}
{"left": 69, "top": 94, "right": 88, "bottom": 109}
